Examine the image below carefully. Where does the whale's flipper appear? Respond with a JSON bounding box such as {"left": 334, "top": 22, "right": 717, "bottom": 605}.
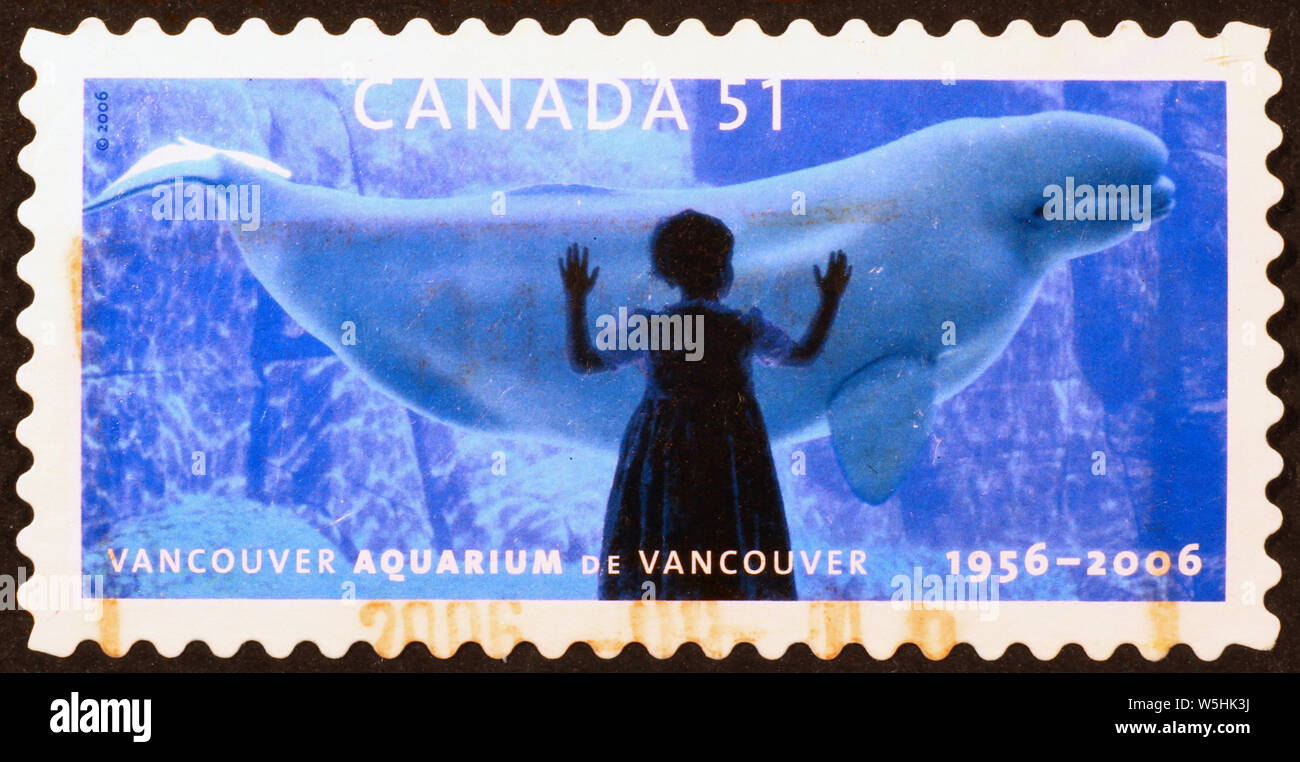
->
{"left": 83, "top": 137, "right": 291, "bottom": 213}
{"left": 827, "top": 355, "right": 937, "bottom": 504}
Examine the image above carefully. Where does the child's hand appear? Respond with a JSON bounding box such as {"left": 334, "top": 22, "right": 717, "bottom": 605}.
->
{"left": 814, "top": 250, "right": 852, "bottom": 301}
{"left": 558, "top": 243, "right": 599, "bottom": 299}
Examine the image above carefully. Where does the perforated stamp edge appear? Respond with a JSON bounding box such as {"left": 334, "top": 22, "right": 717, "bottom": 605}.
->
{"left": 15, "top": 17, "right": 1284, "bottom": 660}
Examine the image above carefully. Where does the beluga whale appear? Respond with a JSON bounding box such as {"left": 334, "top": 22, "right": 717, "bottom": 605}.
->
{"left": 84, "top": 110, "right": 1175, "bottom": 504}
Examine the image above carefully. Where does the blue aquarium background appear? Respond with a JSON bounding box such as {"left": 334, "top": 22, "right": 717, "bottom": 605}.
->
{"left": 79, "top": 78, "right": 1227, "bottom": 601}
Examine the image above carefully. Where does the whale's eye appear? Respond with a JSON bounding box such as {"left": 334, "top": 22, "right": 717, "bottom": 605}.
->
{"left": 1031, "top": 203, "right": 1048, "bottom": 220}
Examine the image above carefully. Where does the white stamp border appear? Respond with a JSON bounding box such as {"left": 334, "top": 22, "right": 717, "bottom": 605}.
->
{"left": 15, "top": 17, "right": 1283, "bottom": 660}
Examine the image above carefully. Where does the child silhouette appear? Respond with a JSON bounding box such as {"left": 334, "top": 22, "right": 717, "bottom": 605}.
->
{"left": 560, "top": 209, "right": 851, "bottom": 600}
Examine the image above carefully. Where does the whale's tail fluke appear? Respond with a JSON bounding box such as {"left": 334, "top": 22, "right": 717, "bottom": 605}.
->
{"left": 83, "top": 136, "right": 292, "bottom": 213}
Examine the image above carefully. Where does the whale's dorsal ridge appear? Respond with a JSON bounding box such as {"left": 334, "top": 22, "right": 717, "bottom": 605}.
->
{"left": 509, "top": 183, "right": 623, "bottom": 197}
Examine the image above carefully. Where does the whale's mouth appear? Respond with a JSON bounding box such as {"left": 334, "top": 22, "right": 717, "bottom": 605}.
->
{"left": 1150, "top": 174, "right": 1176, "bottom": 220}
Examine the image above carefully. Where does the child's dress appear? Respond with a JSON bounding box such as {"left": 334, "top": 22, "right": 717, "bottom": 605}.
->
{"left": 598, "top": 298, "right": 797, "bottom": 601}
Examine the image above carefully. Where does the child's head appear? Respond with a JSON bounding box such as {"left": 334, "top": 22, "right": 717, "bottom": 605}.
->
{"left": 650, "top": 209, "right": 734, "bottom": 298}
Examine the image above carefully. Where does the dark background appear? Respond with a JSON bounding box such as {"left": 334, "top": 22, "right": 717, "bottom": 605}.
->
{"left": 0, "top": 0, "right": 1295, "bottom": 680}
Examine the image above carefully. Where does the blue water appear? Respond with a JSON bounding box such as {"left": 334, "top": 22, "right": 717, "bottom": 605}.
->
{"left": 80, "top": 78, "right": 1227, "bottom": 601}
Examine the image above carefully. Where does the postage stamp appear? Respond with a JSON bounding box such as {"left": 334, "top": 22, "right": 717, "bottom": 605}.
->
{"left": 15, "top": 18, "right": 1282, "bottom": 659}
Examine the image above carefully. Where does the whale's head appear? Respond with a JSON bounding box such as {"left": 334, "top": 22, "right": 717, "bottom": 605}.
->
{"left": 950, "top": 111, "right": 1175, "bottom": 267}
